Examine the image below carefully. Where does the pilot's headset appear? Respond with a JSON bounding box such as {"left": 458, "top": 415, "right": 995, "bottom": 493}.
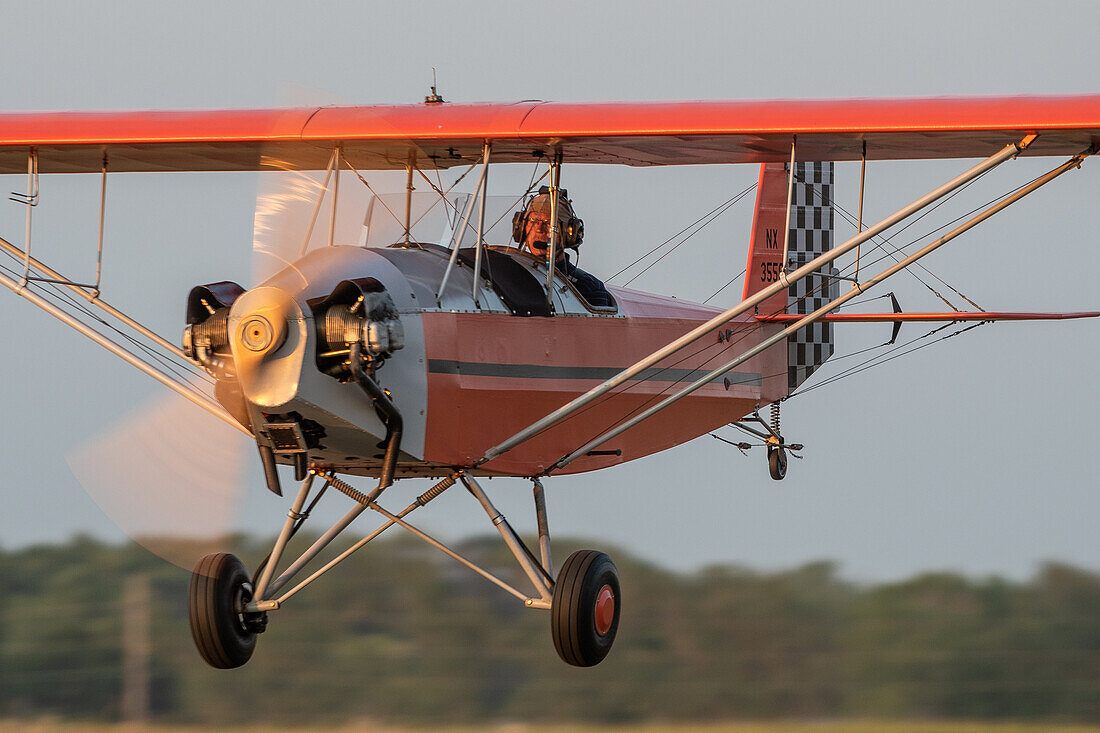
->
{"left": 511, "top": 186, "right": 585, "bottom": 249}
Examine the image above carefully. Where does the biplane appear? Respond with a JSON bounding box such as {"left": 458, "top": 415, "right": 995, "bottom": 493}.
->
{"left": 1, "top": 93, "right": 1098, "bottom": 669}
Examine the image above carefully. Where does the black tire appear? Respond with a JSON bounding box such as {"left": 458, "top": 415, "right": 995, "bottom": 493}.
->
{"left": 188, "top": 553, "right": 261, "bottom": 669}
{"left": 551, "top": 550, "right": 620, "bottom": 667}
{"left": 768, "top": 446, "right": 787, "bottom": 481}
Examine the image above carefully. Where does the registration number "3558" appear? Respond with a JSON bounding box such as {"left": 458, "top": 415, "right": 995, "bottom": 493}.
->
{"left": 759, "top": 261, "right": 782, "bottom": 283}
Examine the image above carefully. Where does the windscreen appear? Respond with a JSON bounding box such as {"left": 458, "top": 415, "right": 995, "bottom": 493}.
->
{"left": 361, "top": 192, "right": 529, "bottom": 249}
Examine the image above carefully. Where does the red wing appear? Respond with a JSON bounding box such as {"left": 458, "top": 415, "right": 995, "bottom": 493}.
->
{"left": 2, "top": 94, "right": 1100, "bottom": 173}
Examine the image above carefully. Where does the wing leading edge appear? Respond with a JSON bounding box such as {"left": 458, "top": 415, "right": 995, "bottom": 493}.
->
{"left": 2, "top": 94, "right": 1100, "bottom": 173}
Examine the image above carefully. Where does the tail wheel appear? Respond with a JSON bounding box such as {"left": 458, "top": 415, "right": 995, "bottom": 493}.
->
{"left": 551, "top": 550, "right": 620, "bottom": 667}
{"left": 768, "top": 446, "right": 788, "bottom": 481}
{"left": 188, "top": 553, "right": 263, "bottom": 669}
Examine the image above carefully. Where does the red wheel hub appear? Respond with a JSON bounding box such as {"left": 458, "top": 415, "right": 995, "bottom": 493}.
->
{"left": 594, "top": 584, "right": 615, "bottom": 636}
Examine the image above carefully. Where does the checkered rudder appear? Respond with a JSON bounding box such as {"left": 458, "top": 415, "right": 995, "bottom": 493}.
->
{"left": 786, "top": 162, "right": 836, "bottom": 391}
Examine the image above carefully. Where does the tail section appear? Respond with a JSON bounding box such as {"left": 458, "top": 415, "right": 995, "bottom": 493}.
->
{"left": 743, "top": 161, "right": 837, "bottom": 393}
{"left": 742, "top": 164, "right": 791, "bottom": 316}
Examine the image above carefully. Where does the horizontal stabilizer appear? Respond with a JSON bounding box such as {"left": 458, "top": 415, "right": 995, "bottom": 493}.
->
{"left": 757, "top": 311, "right": 1100, "bottom": 323}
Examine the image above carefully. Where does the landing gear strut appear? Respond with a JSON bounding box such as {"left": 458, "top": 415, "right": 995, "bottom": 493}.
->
{"left": 728, "top": 402, "right": 802, "bottom": 481}
{"left": 189, "top": 469, "right": 621, "bottom": 669}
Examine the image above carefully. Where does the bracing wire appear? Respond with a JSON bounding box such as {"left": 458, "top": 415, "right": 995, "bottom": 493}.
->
{"left": 0, "top": 257, "right": 215, "bottom": 393}
{"left": 703, "top": 267, "right": 747, "bottom": 304}
{"left": 0, "top": 247, "right": 214, "bottom": 390}
{"left": 554, "top": 161, "right": 1039, "bottom": 460}
{"left": 607, "top": 182, "right": 758, "bottom": 285}
{"left": 774, "top": 178, "right": 1054, "bottom": 400}
{"left": 414, "top": 162, "right": 478, "bottom": 219}
{"left": 797, "top": 167, "right": 990, "bottom": 311}
{"left": 789, "top": 321, "right": 987, "bottom": 398}
{"left": 482, "top": 168, "right": 551, "bottom": 237}
{"left": 620, "top": 184, "right": 758, "bottom": 287}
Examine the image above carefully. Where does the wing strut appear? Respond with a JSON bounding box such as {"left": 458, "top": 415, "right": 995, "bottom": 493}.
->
{"left": 552, "top": 146, "right": 1091, "bottom": 471}
{"left": 0, "top": 234, "right": 185, "bottom": 358}
{"left": 298, "top": 145, "right": 339, "bottom": 258}
{"left": 436, "top": 155, "right": 487, "bottom": 303}
{"left": 546, "top": 151, "right": 563, "bottom": 305}
{"left": 0, "top": 262, "right": 248, "bottom": 434}
{"left": 477, "top": 136, "right": 1034, "bottom": 467}
{"left": 13, "top": 147, "right": 38, "bottom": 286}
{"left": 780, "top": 136, "right": 796, "bottom": 271}
{"left": 855, "top": 140, "right": 867, "bottom": 281}
{"left": 472, "top": 141, "right": 491, "bottom": 306}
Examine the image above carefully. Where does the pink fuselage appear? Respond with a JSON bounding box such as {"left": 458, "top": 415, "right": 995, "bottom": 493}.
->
{"left": 421, "top": 287, "right": 787, "bottom": 476}
{"left": 239, "top": 246, "right": 787, "bottom": 478}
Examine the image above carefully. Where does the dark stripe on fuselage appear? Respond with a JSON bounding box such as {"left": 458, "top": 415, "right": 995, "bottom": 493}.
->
{"left": 427, "top": 359, "right": 761, "bottom": 386}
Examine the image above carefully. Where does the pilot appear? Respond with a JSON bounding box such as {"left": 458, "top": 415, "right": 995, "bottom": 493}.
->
{"left": 513, "top": 187, "right": 614, "bottom": 307}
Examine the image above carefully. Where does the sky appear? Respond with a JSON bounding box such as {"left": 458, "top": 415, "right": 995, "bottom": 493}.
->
{"left": 0, "top": 0, "right": 1098, "bottom": 583}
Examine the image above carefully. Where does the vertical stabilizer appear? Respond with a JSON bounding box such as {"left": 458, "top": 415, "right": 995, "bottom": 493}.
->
{"left": 742, "top": 164, "right": 790, "bottom": 316}
{"left": 743, "top": 161, "right": 837, "bottom": 393}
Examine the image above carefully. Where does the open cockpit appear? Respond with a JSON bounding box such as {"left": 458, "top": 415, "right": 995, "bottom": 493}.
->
{"left": 359, "top": 191, "right": 617, "bottom": 316}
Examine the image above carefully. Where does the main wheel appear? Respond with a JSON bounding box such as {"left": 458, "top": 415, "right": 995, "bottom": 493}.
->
{"left": 188, "top": 553, "right": 263, "bottom": 669}
{"left": 768, "top": 446, "right": 787, "bottom": 481}
{"left": 551, "top": 550, "right": 620, "bottom": 667}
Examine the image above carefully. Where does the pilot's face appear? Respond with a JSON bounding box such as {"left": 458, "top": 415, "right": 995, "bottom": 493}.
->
{"left": 524, "top": 212, "right": 553, "bottom": 257}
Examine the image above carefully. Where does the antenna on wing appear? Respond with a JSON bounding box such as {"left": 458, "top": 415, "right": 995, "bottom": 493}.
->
{"left": 425, "top": 68, "right": 445, "bottom": 104}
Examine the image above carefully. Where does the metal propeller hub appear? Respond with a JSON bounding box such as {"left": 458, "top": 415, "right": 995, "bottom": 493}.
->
{"left": 228, "top": 286, "right": 306, "bottom": 408}
{"left": 240, "top": 315, "right": 276, "bottom": 352}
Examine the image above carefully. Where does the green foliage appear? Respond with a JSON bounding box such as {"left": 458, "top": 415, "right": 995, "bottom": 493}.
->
{"left": 0, "top": 535, "right": 1098, "bottom": 726}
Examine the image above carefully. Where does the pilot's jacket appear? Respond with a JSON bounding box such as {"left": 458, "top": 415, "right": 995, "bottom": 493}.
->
{"left": 559, "top": 254, "right": 613, "bottom": 308}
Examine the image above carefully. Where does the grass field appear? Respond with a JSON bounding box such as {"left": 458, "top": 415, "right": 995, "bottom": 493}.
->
{"left": 4, "top": 722, "right": 1100, "bottom": 733}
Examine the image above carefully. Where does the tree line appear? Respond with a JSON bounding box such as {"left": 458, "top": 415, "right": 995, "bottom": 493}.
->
{"left": 1, "top": 534, "right": 1098, "bottom": 725}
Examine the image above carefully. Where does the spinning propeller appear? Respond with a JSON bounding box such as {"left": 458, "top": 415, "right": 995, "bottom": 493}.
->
{"left": 66, "top": 89, "right": 431, "bottom": 569}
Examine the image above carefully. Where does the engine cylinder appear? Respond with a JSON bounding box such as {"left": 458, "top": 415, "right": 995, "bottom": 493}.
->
{"left": 322, "top": 305, "right": 363, "bottom": 350}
